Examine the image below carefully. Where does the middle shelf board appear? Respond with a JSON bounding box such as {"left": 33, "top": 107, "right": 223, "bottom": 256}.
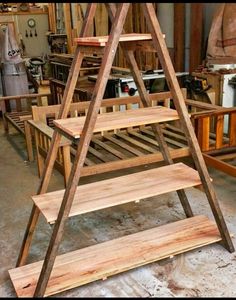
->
{"left": 32, "top": 163, "right": 201, "bottom": 224}
{"left": 53, "top": 106, "right": 180, "bottom": 139}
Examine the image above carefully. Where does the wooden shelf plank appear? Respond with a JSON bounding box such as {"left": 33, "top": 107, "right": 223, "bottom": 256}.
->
{"left": 9, "top": 215, "right": 221, "bottom": 297}
{"left": 75, "top": 33, "right": 153, "bottom": 46}
{"left": 53, "top": 106, "right": 179, "bottom": 139}
{"left": 32, "top": 163, "right": 201, "bottom": 224}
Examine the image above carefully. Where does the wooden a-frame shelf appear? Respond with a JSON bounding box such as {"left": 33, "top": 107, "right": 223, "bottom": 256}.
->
{"left": 10, "top": 3, "right": 234, "bottom": 298}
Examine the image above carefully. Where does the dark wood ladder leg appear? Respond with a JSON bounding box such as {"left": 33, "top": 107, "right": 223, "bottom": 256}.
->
{"left": 33, "top": 4, "right": 130, "bottom": 297}
{"left": 142, "top": 2, "right": 234, "bottom": 252}
{"left": 106, "top": 3, "right": 193, "bottom": 218}
{"left": 16, "top": 3, "right": 98, "bottom": 268}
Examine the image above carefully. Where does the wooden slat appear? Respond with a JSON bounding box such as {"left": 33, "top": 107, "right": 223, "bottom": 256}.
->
{"left": 9, "top": 215, "right": 221, "bottom": 298}
{"left": 116, "top": 131, "right": 157, "bottom": 153}
{"left": 196, "top": 117, "right": 210, "bottom": 151}
{"left": 141, "top": 128, "right": 187, "bottom": 149}
{"left": 92, "top": 137, "right": 127, "bottom": 159}
{"left": 229, "top": 112, "right": 236, "bottom": 147}
{"left": 103, "top": 134, "right": 144, "bottom": 156}
{"left": 32, "top": 163, "right": 200, "bottom": 224}
{"left": 203, "top": 153, "right": 236, "bottom": 177}
{"left": 54, "top": 106, "right": 179, "bottom": 139}
{"left": 128, "top": 130, "right": 159, "bottom": 147}
{"left": 88, "top": 146, "right": 110, "bottom": 163}
{"left": 75, "top": 33, "right": 153, "bottom": 46}
{"left": 215, "top": 115, "right": 224, "bottom": 149}
{"left": 28, "top": 121, "right": 71, "bottom": 147}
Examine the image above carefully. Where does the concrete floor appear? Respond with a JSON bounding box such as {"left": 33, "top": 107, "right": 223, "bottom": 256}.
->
{"left": 0, "top": 119, "right": 236, "bottom": 297}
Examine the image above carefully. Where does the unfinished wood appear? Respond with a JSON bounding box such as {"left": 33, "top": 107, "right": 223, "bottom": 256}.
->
{"left": 95, "top": 3, "right": 108, "bottom": 36}
{"left": 88, "top": 146, "right": 110, "bottom": 163}
{"left": 215, "top": 115, "right": 224, "bottom": 149}
{"left": 28, "top": 121, "right": 71, "bottom": 147}
{"left": 91, "top": 137, "right": 127, "bottom": 160}
{"left": 141, "top": 128, "right": 187, "bottom": 149}
{"left": 196, "top": 117, "right": 210, "bottom": 152}
{"left": 203, "top": 153, "right": 236, "bottom": 177}
{"left": 81, "top": 147, "right": 190, "bottom": 177}
{"left": 189, "top": 4, "right": 203, "bottom": 73}
{"left": 229, "top": 113, "right": 236, "bottom": 147}
{"left": 115, "top": 132, "right": 157, "bottom": 153}
{"left": 9, "top": 215, "right": 221, "bottom": 297}
{"left": 128, "top": 130, "right": 159, "bottom": 147}
{"left": 103, "top": 134, "right": 145, "bottom": 156}
{"left": 53, "top": 106, "right": 179, "bottom": 139}
{"left": 32, "top": 163, "right": 200, "bottom": 224}
{"left": 75, "top": 33, "right": 153, "bottom": 46}
{"left": 63, "top": 3, "right": 73, "bottom": 54}
{"left": 174, "top": 3, "right": 185, "bottom": 71}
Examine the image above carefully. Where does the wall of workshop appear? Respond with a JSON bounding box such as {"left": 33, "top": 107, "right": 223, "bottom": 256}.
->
{"left": 0, "top": 9, "right": 50, "bottom": 58}
{"left": 157, "top": 3, "right": 220, "bottom": 72}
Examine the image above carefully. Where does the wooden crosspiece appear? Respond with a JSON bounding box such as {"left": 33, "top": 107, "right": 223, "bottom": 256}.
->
{"left": 10, "top": 3, "right": 234, "bottom": 298}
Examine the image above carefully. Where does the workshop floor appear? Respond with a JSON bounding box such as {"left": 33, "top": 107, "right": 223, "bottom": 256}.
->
{"left": 0, "top": 119, "right": 236, "bottom": 297}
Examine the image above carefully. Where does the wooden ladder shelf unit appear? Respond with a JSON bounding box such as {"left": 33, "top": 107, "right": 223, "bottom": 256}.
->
{"left": 9, "top": 3, "right": 234, "bottom": 298}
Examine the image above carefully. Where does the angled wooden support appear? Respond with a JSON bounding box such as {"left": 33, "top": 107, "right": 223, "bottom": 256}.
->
{"left": 33, "top": 3, "right": 130, "bottom": 297}
{"left": 106, "top": 3, "right": 193, "bottom": 218}
{"left": 16, "top": 3, "right": 98, "bottom": 268}
{"left": 142, "top": 2, "right": 234, "bottom": 252}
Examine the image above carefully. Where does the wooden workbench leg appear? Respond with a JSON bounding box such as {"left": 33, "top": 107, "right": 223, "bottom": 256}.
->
{"left": 16, "top": 4, "right": 98, "bottom": 268}
{"left": 143, "top": 2, "right": 234, "bottom": 253}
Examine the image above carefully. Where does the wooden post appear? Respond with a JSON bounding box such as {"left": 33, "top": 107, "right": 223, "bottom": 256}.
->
{"left": 63, "top": 3, "right": 73, "bottom": 54}
{"left": 189, "top": 3, "right": 203, "bottom": 73}
{"left": 215, "top": 115, "right": 224, "bottom": 149}
{"left": 197, "top": 117, "right": 210, "bottom": 152}
{"left": 229, "top": 112, "right": 236, "bottom": 147}
{"left": 174, "top": 3, "right": 185, "bottom": 71}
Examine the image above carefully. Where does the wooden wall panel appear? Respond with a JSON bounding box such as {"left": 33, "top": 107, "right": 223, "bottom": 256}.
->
{"left": 174, "top": 3, "right": 185, "bottom": 71}
{"left": 190, "top": 3, "right": 203, "bottom": 72}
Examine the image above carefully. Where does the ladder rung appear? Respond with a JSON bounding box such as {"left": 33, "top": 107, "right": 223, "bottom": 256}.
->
{"left": 54, "top": 106, "right": 180, "bottom": 139}
{"left": 9, "top": 215, "right": 221, "bottom": 297}
{"left": 32, "top": 163, "right": 201, "bottom": 224}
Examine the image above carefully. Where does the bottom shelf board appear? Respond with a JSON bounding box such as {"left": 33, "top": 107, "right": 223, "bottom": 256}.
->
{"left": 9, "top": 215, "right": 221, "bottom": 297}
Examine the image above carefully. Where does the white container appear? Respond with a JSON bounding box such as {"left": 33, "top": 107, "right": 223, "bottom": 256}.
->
{"left": 2, "top": 62, "right": 29, "bottom": 95}
{"left": 2, "top": 62, "right": 29, "bottom": 110}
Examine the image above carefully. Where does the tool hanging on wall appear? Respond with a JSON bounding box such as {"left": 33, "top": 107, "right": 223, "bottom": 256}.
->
{"left": 34, "top": 29, "right": 37, "bottom": 37}
{"left": 25, "top": 30, "right": 28, "bottom": 38}
{"left": 30, "top": 30, "right": 32, "bottom": 37}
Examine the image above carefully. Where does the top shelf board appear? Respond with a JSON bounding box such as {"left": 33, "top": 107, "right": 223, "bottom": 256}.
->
{"left": 75, "top": 33, "right": 154, "bottom": 47}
